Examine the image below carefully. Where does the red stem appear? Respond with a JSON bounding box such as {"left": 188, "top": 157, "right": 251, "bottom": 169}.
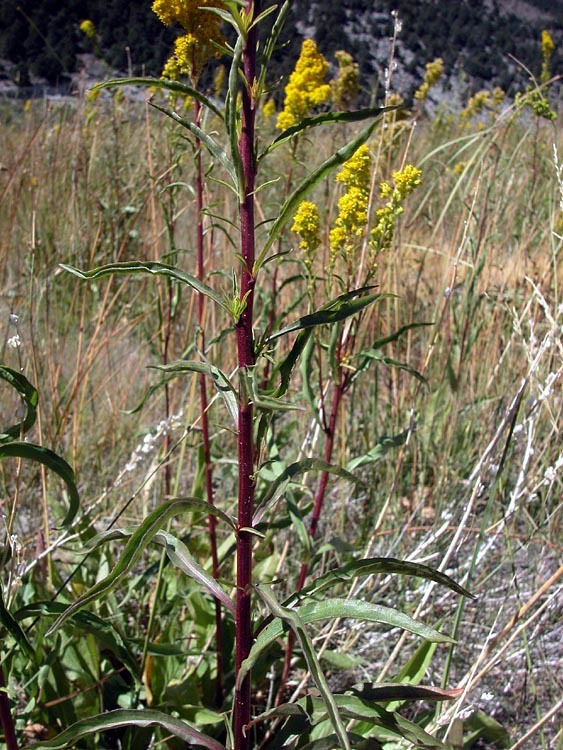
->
{"left": 0, "top": 663, "right": 19, "bottom": 750}
{"left": 194, "top": 96, "right": 224, "bottom": 707}
{"left": 234, "top": 4, "right": 260, "bottom": 748}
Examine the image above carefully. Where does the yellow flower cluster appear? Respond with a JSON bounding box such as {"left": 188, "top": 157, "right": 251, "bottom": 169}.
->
{"left": 276, "top": 40, "right": 331, "bottom": 131}
{"left": 331, "top": 50, "right": 360, "bottom": 111}
{"left": 414, "top": 58, "right": 444, "bottom": 102}
{"left": 460, "top": 87, "right": 504, "bottom": 122}
{"left": 291, "top": 201, "right": 321, "bottom": 273}
{"left": 541, "top": 29, "right": 555, "bottom": 83}
{"left": 370, "top": 165, "right": 422, "bottom": 255}
{"left": 329, "top": 145, "right": 372, "bottom": 265}
{"left": 152, "top": 0, "right": 224, "bottom": 77}
{"left": 80, "top": 19, "right": 97, "bottom": 41}
{"left": 262, "top": 98, "right": 276, "bottom": 119}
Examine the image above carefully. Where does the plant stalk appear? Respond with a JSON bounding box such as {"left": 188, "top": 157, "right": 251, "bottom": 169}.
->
{"left": 0, "top": 663, "right": 18, "bottom": 750}
{"left": 234, "top": 3, "right": 260, "bottom": 747}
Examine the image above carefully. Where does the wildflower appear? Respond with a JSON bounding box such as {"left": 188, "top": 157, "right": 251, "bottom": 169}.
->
{"left": 541, "top": 29, "right": 555, "bottom": 83}
{"left": 80, "top": 19, "right": 97, "bottom": 42}
{"left": 414, "top": 58, "right": 444, "bottom": 103}
{"left": 370, "top": 164, "right": 422, "bottom": 256}
{"left": 262, "top": 98, "right": 276, "bottom": 119}
{"left": 329, "top": 145, "right": 372, "bottom": 266}
{"left": 276, "top": 39, "right": 331, "bottom": 131}
{"left": 152, "top": 0, "right": 225, "bottom": 78}
{"left": 331, "top": 50, "right": 360, "bottom": 111}
{"left": 292, "top": 201, "right": 321, "bottom": 275}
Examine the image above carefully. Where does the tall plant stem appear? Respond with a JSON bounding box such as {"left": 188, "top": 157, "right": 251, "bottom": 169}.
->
{"left": 0, "top": 663, "right": 18, "bottom": 750}
{"left": 234, "top": 3, "right": 260, "bottom": 748}
{"left": 194, "top": 96, "right": 224, "bottom": 707}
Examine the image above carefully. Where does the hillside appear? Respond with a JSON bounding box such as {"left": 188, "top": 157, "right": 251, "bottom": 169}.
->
{"left": 0, "top": 0, "right": 561, "bottom": 100}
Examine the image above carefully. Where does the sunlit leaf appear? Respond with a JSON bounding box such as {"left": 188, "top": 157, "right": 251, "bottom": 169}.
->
{"left": 0, "top": 366, "right": 38, "bottom": 440}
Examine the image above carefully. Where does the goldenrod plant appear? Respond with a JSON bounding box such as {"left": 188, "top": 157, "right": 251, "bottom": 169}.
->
{"left": 2, "top": 3, "right": 561, "bottom": 750}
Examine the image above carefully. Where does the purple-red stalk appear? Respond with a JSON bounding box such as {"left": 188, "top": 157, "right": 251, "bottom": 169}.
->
{"left": 194, "top": 96, "right": 224, "bottom": 707}
{"left": 233, "top": 2, "right": 260, "bottom": 748}
{"left": 0, "top": 663, "right": 18, "bottom": 750}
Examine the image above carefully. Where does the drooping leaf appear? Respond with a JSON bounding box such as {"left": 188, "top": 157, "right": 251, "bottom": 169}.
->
{"left": 253, "top": 458, "right": 363, "bottom": 525}
{"left": 93, "top": 77, "right": 224, "bottom": 120}
{"left": 153, "top": 530, "right": 235, "bottom": 615}
{"left": 154, "top": 360, "right": 238, "bottom": 425}
{"left": 0, "top": 442, "right": 79, "bottom": 527}
{"left": 355, "top": 351, "right": 427, "bottom": 386}
{"left": 47, "top": 497, "right": 234, "bottom": 634}
{"left": 254, "top": 584, "right": 352, "bottom": 750}
{"left": 259, "top": 106, "right": 393, "bottom": 160}
{"left": 27, "top": 708, "right": 226, "bottom": 749}
{"left": 255, "top": 119, "right": 383, "bottom": 271}
{"left": 60, "top": 261, "right": 227, "bottom": 312}
{"left": 292, "top": 557, "right": 474, "bottom": 604}
{"left": 463, "top": 710, "right": 511, "bottom": 748}
{"left": 0, "top": 366, "right": 38, "bottom": 440}
{"left": 149, "top": 101, "right": 238, "bottom": 187}
{"left": 241, "top": 597, "right": 452, "bottom": 686}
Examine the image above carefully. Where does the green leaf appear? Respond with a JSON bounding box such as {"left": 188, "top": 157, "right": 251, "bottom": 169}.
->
{"left": 27, "top": 708, "right": 226, "bottom": 749}
{"left": 254, "top": 584, "right": 352, "bottom": 750}
{"left": 346, "top": 429, "right": 412, "bottom": 471}
{"left": 350, "top": 683, "right": 463, "bottom": 702}
{"left": 268, "top": 288, "right": 384, "bottom": 342}
{"left": 149, "top": 101, "right": 238, "bottom": 187}
{"left": 225, "top": 35, "right": 245, "bottom": 197}
{"left": 0, "top": 441, "right": 79, "bottom": 527}
{"left": 0, "top": 366, "right": 38, "bottom": 440}
{"left": 259, "top": 106, "right": 393, "bottom": 160}
{"left": 46, "top": 497, "right": 233, "bottom": 634}
{"left": 273, "top": 327, "right": 314, "bottom": 398}
{"left": 293, "top": 557, "right": 474, "bottom": 604}
{"left": 463, "top": 710, "right": 511, "bottom": 748}
{"left": 153, "top": 530, "right": 235, "bottom": 614}
{"left": 355, "top": 351, "right": 427, "bottom": 385}
{"left": 255, "top": 119, "right": 382, "bottom": 272}
{"left": 253, "top": 458, "right": 363, "bottom": 525}
{"left": 60, "top": 261, "right": 227, "bottom": 312}
{"left": 0, "top": 587, "right": 35, "bottom": 662}
{"left": 93, "top": 77, "right": 224, "bottom": 120}
{"left": 154, "top": 360, "right": 238, "bottom": 425}
{"left": 241, "top": 597, "right": 452, "bottom": 686}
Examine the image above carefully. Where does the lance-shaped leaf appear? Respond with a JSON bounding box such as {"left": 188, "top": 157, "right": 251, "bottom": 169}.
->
{"left": 27, "top": 709, "right": 226, "bottom": 750}
{"left": 268, "top": 288, "right": 383, "bottom": 343}
{"left": 153, "top": 530, "right": 235, "bottom": 615}
{"left": 254, "top": 585, "right": 352, "bottom": 750}
{"left": 292, "top": 557, "right": 474, "bottom": 605}
{"left": 60, "top": 261, "right": 227, "bottom": 312}
{"left": 255, "top": 119, "right": 382, "bottom": 272}
{"left": 259, "top": 106, "right": 393, "bottom": 161}
{"left": 93, "top": 77, "right": 224, "bottom": 120}
{"left": 240, "top": 597, "right": 452, "bottom": 686}
{"left": 0, "top": 587, "right": 35, "bottom": 662}
{"left": 47, "top": 497, "right": 235, "bottom": 634}
{"left": 155, "top": 360, "right": 238, "bottom": 426}
{"left": 346, "top": 428, "right": 413, "bottom": 471}
{"left": 253, "top": 458, "right": 363, "bottom": 526}
{"left": 0, "top": 442, "right": 79, "bottom": 527}
{"left": 225, "top": 35, "right": 245, "bottom": 197}
{"left": 0, "top": 366, "right": 38, "bottom": 440}
{"left": 349, "top": 683, "right": 463, "bottom": 702}
{"left": 149, "top": 100, "right": 238, "bottom": 188}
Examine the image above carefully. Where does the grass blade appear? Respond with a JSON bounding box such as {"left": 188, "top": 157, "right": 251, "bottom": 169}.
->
{"left": 0, "top": 366, "right": 38, "bottom": 440}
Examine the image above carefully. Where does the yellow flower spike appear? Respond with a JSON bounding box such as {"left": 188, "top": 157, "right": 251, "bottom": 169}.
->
{"left": 414, "top": 57, "right": 444, "bottom": 103}
{"left": 276, "top": 39, "right": 331, "bottom": 131}
{"left": 292, "top": 201, "right": 321, "bottom": 282}
{"left": 80, "top": 19, "right": 97, "bottom": 42}
{"left": 541, "top": 29, "right": 555, "bottom": 83}
{"left": 370, "top": 164, "right": 422, "bottom": 257}
{"left": 152, "top": 0, "right": 225, "bottom": 76}
{"left": 262, "top": 98, "right": 276, "bottom": 119}
{"left": 329, "top": 145, "right": 372, "bottom": 265}
{"left": 331, "top": 50, "right": 360, "bottom": 111}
